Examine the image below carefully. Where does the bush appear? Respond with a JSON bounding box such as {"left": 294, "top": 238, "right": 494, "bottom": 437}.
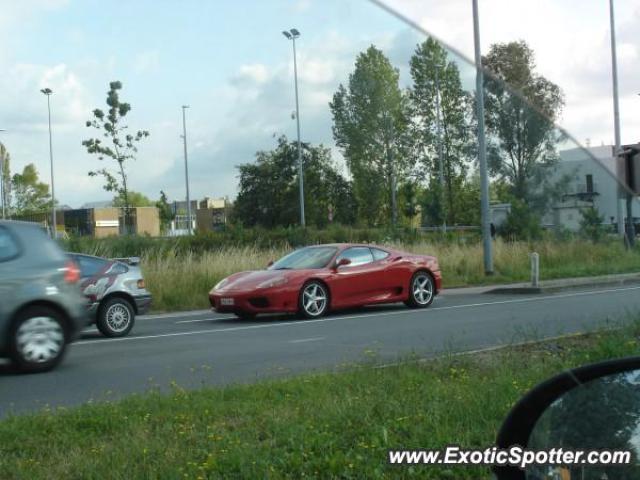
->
{"left": 579, "top": 207, "right": 606, "bottom": 243}
{"left": 498, "top": 200, "right": 542, "bottom": 240}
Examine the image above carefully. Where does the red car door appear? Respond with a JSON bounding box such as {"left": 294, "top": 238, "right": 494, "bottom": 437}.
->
{"left": 329, "top": 247, "right": 386, "bottom": 308}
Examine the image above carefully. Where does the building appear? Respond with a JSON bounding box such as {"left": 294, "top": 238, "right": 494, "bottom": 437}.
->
{"left": 64, "top": 206, "right": 160, "bottom": 237}
{"left": 544, "top": 145, "right": 640, "bottom": 232}
{"left": 196, "top": 197, "right": 231, "bottom": 232}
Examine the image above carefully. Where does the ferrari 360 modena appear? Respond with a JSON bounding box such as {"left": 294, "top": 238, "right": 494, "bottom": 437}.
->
{"left": 209, "top": 243, "right": 442, "bottom": 319}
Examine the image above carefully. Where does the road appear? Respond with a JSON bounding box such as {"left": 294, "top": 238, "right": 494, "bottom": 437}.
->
{"left": 2, "top": 285, "right": 640, "bottom": 417}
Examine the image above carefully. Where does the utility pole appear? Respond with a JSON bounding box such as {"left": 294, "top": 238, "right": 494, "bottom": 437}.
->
{"left": 282, "top": 28, "right": 306, "bottom": 227}
{"left": 609, "top": 0, "right": 625, "bottom": 238}
{"left": 472, "top": 0, "right": 494, "bottom": 274}
{"left": 181, "top": 105, "right": 192, "bottom": 235}
{"left": 41, "top": 88, "right": 56, "bottom": 238}
{"left": 0, "top": 130, "right": 6, "bottom": 220}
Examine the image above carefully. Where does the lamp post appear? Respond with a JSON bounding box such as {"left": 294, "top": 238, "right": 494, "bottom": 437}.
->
{"left": 181, "top": 105, "right": 192, "bottom": 235}
{"left": 282, "top": 28, "right": 305, "bottom": 227}
{"left": 609, "top": 0, "right": 625, "bottom": 238}
{"left": 0, "top": 129, "right": 6, "bottom": 219}
{"left": 434, "top": 63, "right": 446, "bottom": 233}
{"left": 472, "top": 0, "right": 494, "bottom": 275}
{"left": 41, "top": 88, "right": 56, "bottom": 238}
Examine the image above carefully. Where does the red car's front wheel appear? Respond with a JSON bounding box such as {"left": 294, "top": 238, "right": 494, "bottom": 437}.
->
{"left": 299, "top": 281, "right": 329, "bottom": 319}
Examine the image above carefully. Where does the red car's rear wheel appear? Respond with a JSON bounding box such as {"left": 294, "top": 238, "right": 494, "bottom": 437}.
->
{"left": 299, "top": 281, "right": 329, "bottom": 318}
{"left": 405, "top": 271, "right": 435, "bottom": 308}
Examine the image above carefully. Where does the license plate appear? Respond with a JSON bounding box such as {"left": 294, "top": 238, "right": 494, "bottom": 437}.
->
{"left": 220, "top": 298, "right": 235, "bottom": 306}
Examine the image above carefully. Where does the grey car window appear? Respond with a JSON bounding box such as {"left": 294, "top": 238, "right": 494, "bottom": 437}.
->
{"left": 0, "top": 227, "right": 20, "bottom": 262}
{"left": 336, "top": 247, "right": 374, "bottom": 267}
{"left": 371, "top": 248, "right": 390, "bottom": 261}
{"left": 77, "top": 256, "right": 110, "bottom": 277}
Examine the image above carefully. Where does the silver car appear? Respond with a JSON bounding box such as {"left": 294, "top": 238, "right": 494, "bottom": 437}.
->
{"left": 0, "top": 221, "right": 87, "bottom": 373}
{"left": 67, "top": 253, "right": 152, "bottom": 337}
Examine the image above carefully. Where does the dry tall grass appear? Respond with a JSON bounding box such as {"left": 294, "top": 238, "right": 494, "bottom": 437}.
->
{"left": 140, "top": 239, "right": 640, "bottom": 312}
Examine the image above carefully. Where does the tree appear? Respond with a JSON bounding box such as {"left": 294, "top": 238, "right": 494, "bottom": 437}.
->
{"left": 83, "top": 81, "right": 149, "bottom": 233}
{"left": 0, "top": 143, "right": 11, "bottom": 216}
{"left": 330, "top": 45, "right": 410, "bottom": 227}
{"left": 409, "top": 38, "right": 472, "bottom": 225}
{"left": 579, "top": 206, "right": 606, "bottom": 242}
{"left": 233, "top": 136, "right": 355, "bottom": 228}
{"left": 11, "top": 164, "right": 51, "bottom": 215}
{"left": 112, "top": 191, "right": 153, "bottom": 207}
{"left": 156, "top": 190, "right": 175, "bottom": 234}
{"left": 482, "top": 41, "right": 564, "bottom": 205}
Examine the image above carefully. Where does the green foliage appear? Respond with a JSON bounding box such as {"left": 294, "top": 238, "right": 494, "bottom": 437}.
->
{"left": 409, "top": 37, "right": 473, "bottom": 225}
{"left": 498, "top": 199, "right": 542, "bottom": 240}
{"left": 10, "top": 164, "right": 51, "bottom": 215}
{"left": 579, "top": 206, "right": 606, "bottom": 243}
{"left": 330, "top": 45, "right": 409, "bottom": 226}
{"left": 483, "top": 41, "right": 565, "bottom": 205}
{"left": 112, "top": 191, "right": 153, "bottom": 207}
{"left": 233, "top": 136, "right": 356, "bottom": 228}
{"left": 156, "top": 190, "right": 175, "bottom": 234}
{"left": 83, "top": 81, "right": 149, "bottom": 232}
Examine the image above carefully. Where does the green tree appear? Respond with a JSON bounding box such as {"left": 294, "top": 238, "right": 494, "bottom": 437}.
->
{"left": 11, "top": 164, "right": 51, "bottom": 215}
{"left": 483, "top": 41, "right": 564, "bottom": 205}
{"left": 409, "top": 38, "right": 472, "bottom": 225}
{"left": 112, "top": 191, "right": 153, "bottom": 207}
{"left": 233, "top": 137, "right": 355, "bottom": 228}
{"left": 330, "top": 45, "right": 409, "bottom": 227}
{"left": 0, "top": 143, "right": 11, "bottom": 216}
{"left": 83, "top": 81, "right": 149, "bottom": 233}
{"left": 579, "top": 206, "right": 606, "bottom": 242}
{"left": 156, "top": 190, "right": 175, "bottom": 234}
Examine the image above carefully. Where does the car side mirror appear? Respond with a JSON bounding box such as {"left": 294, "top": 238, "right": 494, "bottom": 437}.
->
{"left": 334, "top": 258, "right": 351, "bottom": 270}
{"left": 267, "top": 260, "right": 274, "bottom": 267}
{"left": 494, "top": 356, "right": 640, "bottom": 479}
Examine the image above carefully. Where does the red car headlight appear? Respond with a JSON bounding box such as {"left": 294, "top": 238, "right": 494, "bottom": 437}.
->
{"left": 256, "top": 276, "right": 288, "bottom": 289}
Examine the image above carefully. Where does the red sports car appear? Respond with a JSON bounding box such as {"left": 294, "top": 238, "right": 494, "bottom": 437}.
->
{"left": 209, "top": 244, "right": 442, "bottom": 319}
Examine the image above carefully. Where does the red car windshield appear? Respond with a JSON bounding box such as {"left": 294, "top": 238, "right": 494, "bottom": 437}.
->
{"left": 269, "top": 246, "right": 337, "bottom": 270}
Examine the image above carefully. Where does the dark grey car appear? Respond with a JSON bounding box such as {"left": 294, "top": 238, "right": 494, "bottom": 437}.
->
{"left": 0, "top": 221, "right": 87, "bottom": 372}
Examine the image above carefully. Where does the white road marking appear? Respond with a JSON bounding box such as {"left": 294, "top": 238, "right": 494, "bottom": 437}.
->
{"left": 288, "top": 337, "right": 326, "bottom": 344}
{"left": 140, "top": 310, "right": 213, "bottom": 320}
{"left": 73, "top": 285, "right": 640, "bottom": 347}
{"left": 175, "top": 317, "right": 229, "bottom": 324}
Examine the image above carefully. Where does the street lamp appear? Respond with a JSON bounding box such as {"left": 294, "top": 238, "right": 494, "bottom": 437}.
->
{"left": 41, "top": 88, "right": 56, "bottom": 238}
{"left": 472, "top": 0, "right": 494, "bottom": 275}
{"left": 0, "top": 129, "right": 6, "bottom": 220}
{"left": 282, "top": 28, "right": 306, "bottom": 227}
{"left": 181, "top": 105, "right": 192, "bottom": 235}
{"left": 434, "top": 62, "right": 446, "bottom": 233}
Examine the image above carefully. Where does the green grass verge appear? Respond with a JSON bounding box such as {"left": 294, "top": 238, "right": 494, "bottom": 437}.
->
{"left": 2, "top": 320, "right": 639, "bottom": 479}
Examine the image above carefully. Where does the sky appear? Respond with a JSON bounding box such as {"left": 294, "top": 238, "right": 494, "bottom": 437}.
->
{"left": 0, "top": 0, "right": 638, "bottom": 208}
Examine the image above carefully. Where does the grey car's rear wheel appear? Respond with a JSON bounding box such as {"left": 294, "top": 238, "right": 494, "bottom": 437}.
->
{"left": 299, "top": 281, "right": 329, "bottom": 319}
{"left": 8, "top": 306, "right": 68, "bottom": 373}
{"left": 97, "top": 297, "right": 135, "bottom": 337}
{"left": 405, "top": 271, "right": 435, "bottom": 308}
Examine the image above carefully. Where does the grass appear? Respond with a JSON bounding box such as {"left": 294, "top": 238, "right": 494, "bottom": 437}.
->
{"left": 1, "top": 319, "right": 639, "bottom": 479}
{"left": 138, "top": 238, "right": 640, "bottom": 312}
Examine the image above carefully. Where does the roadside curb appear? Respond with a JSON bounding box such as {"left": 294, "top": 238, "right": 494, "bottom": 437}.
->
{"left": 484, "top": 272, "right": 640, "bottom": 295}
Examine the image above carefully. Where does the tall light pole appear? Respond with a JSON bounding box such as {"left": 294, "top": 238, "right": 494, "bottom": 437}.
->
{"left": 181, "top": 105, "right": 192, "bottom": 235}
{"left": 41, "top": 88, "right": 56, "bottom": 238}
{"left": 472, "top": 0, "right": 494, "bottom": 275}
{"left": 0, "top": 129, "right": 6, "bottom": 220}
{"left": 282, "top": 28, "right": 306, "bottom": 227}
{"left": 434, "top": 63, "right": 446, "bottom": 233}
{"left": 609, "top": 0, "right": 625, "bottom": 238}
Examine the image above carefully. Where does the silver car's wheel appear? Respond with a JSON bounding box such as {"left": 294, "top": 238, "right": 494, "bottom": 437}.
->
{"left": 97, "top": 298, "right": 135, "bottom": 338}
{"left": 299, "top": 282, "right": 329, "bottom": 318}
{"left": 406, "top": 272, "right": 435, "bottom": 308}
{"left": 9, "top": 306, "right": 68, "bottom": 373}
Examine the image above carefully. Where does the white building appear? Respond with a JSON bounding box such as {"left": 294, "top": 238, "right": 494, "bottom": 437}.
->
{"left": 544, "top": 145, "right": 639, "bottom": 231}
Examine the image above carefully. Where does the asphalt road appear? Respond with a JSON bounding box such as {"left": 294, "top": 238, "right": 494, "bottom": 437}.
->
{"left": 2, "top": 285, "right": 640, "bottom": 417}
